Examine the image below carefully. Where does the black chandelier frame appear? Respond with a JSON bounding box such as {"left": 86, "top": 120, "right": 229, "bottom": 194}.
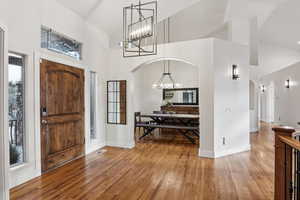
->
{"left": 123, "top": 1, "right": 158, "bottom": 57}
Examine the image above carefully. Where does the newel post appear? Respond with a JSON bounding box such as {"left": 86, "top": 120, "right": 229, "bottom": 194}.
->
{"left": 272, "top": 126, "right": 295, "bottom": 200}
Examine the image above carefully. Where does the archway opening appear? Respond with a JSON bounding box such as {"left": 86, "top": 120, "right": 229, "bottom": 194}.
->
{"left": 131, "top": 58, "right": 200, "bottom": 151}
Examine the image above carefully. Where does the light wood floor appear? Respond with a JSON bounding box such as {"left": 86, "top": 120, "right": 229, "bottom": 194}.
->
{"left": 10, "top": 123, "right": 274, "bottom": 200}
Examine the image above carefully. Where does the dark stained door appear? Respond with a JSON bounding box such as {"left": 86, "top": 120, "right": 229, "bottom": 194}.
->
{"left": 40, "top": 59, "right": 85, "bottom": 172}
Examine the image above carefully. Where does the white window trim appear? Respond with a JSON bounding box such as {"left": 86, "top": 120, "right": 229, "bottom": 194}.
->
{"left": 8, "top": 52, "right": 27, "bottom": 168}
{"left": 85, "top": 70, "right": 104, "bottom": 154}
{"left": 0, "top": 22, "right": 10, "bottom": 200}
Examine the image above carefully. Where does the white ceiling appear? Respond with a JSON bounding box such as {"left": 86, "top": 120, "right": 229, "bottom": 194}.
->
{"left": 57, "top": 0, "right": 101, "bottom": 18}
{"left": 57, "top": 0, "right": 202, "bottom": 44}
{"left": 57, "top": 0, "right": 300, "bottom": 52}
{"left": 260, "top": 0, "right": 300, "bottom": 51}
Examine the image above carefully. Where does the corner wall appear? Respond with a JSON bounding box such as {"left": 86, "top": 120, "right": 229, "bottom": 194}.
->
{"left": 211, "top": 39, "right": 250, "bottom": 157}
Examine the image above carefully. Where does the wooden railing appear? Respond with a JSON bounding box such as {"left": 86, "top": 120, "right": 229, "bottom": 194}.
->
{"left": 273, "top": 126, "right": 300, "bottom": 200}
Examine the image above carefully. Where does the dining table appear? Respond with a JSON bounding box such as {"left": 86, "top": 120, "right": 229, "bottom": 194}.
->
{"left": 138, "top": 113, "right": 200, "bottom": 144}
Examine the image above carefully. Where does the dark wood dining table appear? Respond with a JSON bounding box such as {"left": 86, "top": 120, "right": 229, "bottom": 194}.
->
{"left": 138, "top": 113, "right": 200, "bottom": 144}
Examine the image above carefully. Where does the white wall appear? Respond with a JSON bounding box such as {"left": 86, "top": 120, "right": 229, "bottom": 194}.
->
{"left": 107, "top": 38, "right": 250, "bottom": 158}
{"left": 0, "top": 0, "right": 109, "bottom": 188}
{"left": 133, "top": 61, "right": 199, "bottom": 113}
{"left": 249, "top": 80, "right": 259, "bottom": 132}
{"left": 107, "top": 38, "right": 214, "bottom": 150}
{"left": 212, "top": 39, "right": 250, "bottom": 157}
{"left": 260, "top": 61, "right": 300, "bottom": 128}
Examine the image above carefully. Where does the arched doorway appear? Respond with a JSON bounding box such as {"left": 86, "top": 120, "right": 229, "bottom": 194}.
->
{"left": 131, "top": 57, "right": 200, "bottom": 148}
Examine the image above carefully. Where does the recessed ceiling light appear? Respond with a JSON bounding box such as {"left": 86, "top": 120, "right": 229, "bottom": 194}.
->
{"left": 297, "top": 41, "right": 300, "bottom": 45}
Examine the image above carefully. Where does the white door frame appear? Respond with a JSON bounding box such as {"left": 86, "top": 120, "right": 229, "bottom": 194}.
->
{"left": 0, "top": 22, "right": 10, "bottom": 200}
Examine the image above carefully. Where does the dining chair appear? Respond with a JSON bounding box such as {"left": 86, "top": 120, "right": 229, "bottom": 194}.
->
{"left": 134, "top": 112, "right": 141, "bottom": 136}
{"left": 152, "top": 111, "right": 163, "bottom": 135}
{"left": 134, "top": 112, "right": 152, "bottom": 139}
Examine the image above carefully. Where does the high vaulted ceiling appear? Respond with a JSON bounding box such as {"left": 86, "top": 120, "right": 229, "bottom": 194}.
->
{"left": 57, "top": 0, "right": 300, "bottom": 52}
{"left": 57, "top": 0, "right": 202, "bottom": 44}
{"left": 260, "top": 0, "right": 300, "bottom": 51}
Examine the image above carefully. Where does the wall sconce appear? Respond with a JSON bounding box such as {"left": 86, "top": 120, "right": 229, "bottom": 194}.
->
{"left": 232, "top": 65, "right": 240, "bottom": 80}
{"left": 261, "top": 85, "right": 266, "bottom": 93}
{"left": 285, "top": 79, "right": 290, "bottom": 89}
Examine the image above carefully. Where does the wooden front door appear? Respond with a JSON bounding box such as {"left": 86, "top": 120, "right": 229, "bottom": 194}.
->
{"left": 40, "top": 60, "right": 85, "bottom": 173}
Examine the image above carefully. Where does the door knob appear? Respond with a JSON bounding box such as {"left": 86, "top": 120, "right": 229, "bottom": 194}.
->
{"left": 41, "top": 120, "right": 48, "bottom": 124}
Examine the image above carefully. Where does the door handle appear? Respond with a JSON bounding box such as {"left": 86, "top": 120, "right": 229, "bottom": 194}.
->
{"left": 41, "top": 120, "right": 48, "bottom": 125}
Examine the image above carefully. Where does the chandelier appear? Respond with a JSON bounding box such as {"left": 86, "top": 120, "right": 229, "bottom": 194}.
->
{"left": 152, "top": 61, "right": 179, "bottom": 89}
{"left": 123, "top": 1, "right": 157, "bottom": 57}
{"left": 152, "top": 18, "right": 181, "bottom": 89}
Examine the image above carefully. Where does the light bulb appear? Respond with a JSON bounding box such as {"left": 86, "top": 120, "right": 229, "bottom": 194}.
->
{"left": 152, "top": 83, "right": 158, "bottom": 89}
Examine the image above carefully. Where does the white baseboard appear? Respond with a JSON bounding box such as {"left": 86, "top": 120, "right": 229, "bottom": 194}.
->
{"left": 86, "top": 142, "right": 106, "bottom": 155}
{"left": 106, "top": 141, "right": 135, "bottom": 149}
{"left": 250, "top": 128, "right": 259, "bottom": 133}
{"left": 199, "top": 149, "right": 215, "bottom": 158}
{"left": 9, "top": 169, "right": 41, "bottom": 188}
{"left": 199, "top": 145, "right": 251, "bottom": 158}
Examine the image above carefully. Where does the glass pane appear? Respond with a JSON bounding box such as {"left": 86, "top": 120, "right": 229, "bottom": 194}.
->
{"left": 41, "top": 28, "right": 48, "bottom": 49}
{"left": 113, "top": 82, "right": 117, "bottom": 91}
{"left": 41, "top": 27, "right": 82, "bottom": 60}
{"left": 117, "top": 92, "right": 120, "bottom": 102}
{"left": 116, "top": 103, "right": 120, "bottom": 113}
{"left": 108, "top": 82, "right": 114, "bottom": 92}
{"left": 117, "top": 114, "right": 120, "bottom": 124}
{"left": 116, "top": 82, "right": 120, "bottom": 92}
{"left": 90, "top": 72, "right": 96, "bottom": 140}
{"left": 113, "top": 92, "right": 117, "bottom": 102}
{"left": 108, "top": 103, "right": 115, "bottom": 113}
{"left": 8, "top": 53, "right": 25, "bottom": 166}
{"left": 108, "top": 113, "right": 116, "bottom": 123}
{"left": 108, "top": 92, "right": 114, "bottom": 102}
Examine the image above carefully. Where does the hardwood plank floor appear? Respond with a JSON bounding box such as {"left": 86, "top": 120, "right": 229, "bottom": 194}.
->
{"left": 10, "top": 123, "right": 274, "bottom": 200}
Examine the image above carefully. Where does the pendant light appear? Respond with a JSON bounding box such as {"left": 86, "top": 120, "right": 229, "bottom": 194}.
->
{"left": 123, "top": 0, "right": 157, "bottom": 57}
{"left": 152, "top": 18, "right": 181, "bottom": 89}
{"left": 152, "top": 60, "right": 176, "bottom": 89}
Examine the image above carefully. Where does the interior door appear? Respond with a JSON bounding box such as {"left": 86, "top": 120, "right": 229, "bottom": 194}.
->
{"left": 40, "top": 59, "right": 85, "bottom": 172}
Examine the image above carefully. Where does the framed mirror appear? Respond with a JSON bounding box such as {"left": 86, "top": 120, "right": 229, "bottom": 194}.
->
{"left": 163, "top": 88, "right": 199, "bottom": 105}
{"left": 107, "top": 80, "right": 127, "bottom": 124}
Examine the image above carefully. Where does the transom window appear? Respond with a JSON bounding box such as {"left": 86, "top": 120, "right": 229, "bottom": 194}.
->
{"left": 41, "top": 26, "right": 82, "bottom": 60}
{"left": 8, "top": 52, "right": 26, "bottom": 166}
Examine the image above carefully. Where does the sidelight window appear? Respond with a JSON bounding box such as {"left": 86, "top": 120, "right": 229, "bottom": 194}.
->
{"left": 107, "top": 80, "right": 127, "bottom": 124}
{"left": 90, "top": 71, "right": 97, "bottom": 140}
{"left": 8, "top": 53, "right": 25, "bottom": 166}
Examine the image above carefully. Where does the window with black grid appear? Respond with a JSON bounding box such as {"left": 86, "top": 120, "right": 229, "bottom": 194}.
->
{"left": 107, "top": 80, "right": 126, "bottom": 124}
